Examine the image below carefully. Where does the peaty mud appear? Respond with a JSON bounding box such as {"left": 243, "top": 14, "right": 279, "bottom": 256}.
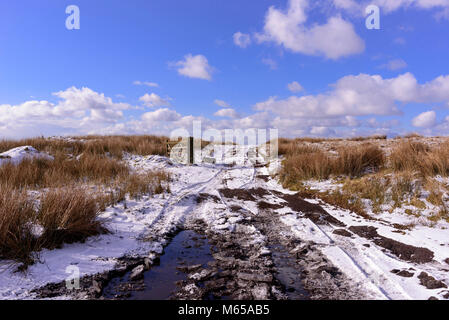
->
{"left": 102, "top": 230, "right": 215, "bottom": 300}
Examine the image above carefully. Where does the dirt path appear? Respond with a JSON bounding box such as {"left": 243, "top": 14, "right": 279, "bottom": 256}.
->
{"left": 33, "top": 164, "right": 371, "bottom": 299}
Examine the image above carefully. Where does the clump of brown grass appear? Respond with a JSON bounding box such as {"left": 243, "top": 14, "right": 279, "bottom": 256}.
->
{"left": 390, "top": 141, "right": 430, "bottom": 172}
{"left": 390, "top": 141, "right": 449, "bottom": 177}
{"left": 120, "top": 171, "right": 171, "bottom": 201}
{"left": 0, "top": 135, "right": 168, "bottom": 159}
{"left": 280, "top": 151, "right": 333, "bottom": 184}
{"left": 420, "top": 142, "right": 449, "bottom": 177}
{"left": 0, "top": 136, "right": 174, "bottom": 267}
{"left": 333, "top": 144, "right": 385, "bottom": 177}
{"left": 390, "top": 171, "right": 418, "bottom": 208}
{"left": 348, "top": 135, "right": 387, "bottom": 141}
{"left": 339, "top": 171, "right": 419, "bottom": 213}
{"left": 278, "top": 138, "right": 324, "bottom": 156}
{"left": 0, "top": 184, "right": 37, "bottom": 265}
{"left": 102, "top": 169, "right": 171, "bottom": 207}
{"left": 342, "top": 175, "right": 387, "bottom": 213}
{"left": 0, "top": 154, "right": 129, "bottom": 189}
{"left": 280, "top": 144, "right": 385, "bottom": 186}
{"left": 37, "top": 188, "right": 105, "bottom": 249}
{"left": 78, "top": 135, "right": 168, "bottom": 158}
{"left": 278, "top": 137, "right": 449, "bottom": 221}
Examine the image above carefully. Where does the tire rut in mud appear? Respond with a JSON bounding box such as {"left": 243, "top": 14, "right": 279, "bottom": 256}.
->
{"left": 32, "top": 172, "right": 368, "bottom": 300}
{"left": 172, "top": 220, "right": 284, "bottom": 300}
{"left": 217, "top": 186, "right": 370, "bottom": 300}
{"left": 251, "top": 205, "right": 367, "bottom": 300}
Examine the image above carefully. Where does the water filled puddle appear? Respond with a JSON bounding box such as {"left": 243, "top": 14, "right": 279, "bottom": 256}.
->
{"left": 104, "top": 230, "right": 214, "bottom": 300}
{"left": 269, "top": 243, "right": 309, "bottom": 300}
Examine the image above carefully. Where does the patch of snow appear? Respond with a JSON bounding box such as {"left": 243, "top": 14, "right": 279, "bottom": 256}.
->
{"left": 0, "top": 146, "right": 54, "bottom": 166}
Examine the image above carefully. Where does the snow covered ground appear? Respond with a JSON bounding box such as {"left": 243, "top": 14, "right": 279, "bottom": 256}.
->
{"left": 0, "top": 146, "right": 53, "bottom": 166}
{"left": 0, "top": 145, "right": 448, "bottom": 300}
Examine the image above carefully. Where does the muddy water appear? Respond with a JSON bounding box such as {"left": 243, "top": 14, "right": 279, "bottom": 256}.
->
{"left": 269, "top": 243, "right": 309, "bottom": 300}
{"left": 137, "top": 230, "right": 213, "bottom": 300}
{"left": 104, "top": 230, "right": 214, "bottom": 300}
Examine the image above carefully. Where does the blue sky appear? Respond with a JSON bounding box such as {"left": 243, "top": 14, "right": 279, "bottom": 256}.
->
{"left": 1, "top": 0, "right": 449, "bottom": 139}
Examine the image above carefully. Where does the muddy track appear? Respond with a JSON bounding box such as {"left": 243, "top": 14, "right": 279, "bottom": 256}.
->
{"left": 32, "top": 160, "right": 444, "bottom": 300}
{"left": 215, "top": 179, "right": 371, "bottom": 300}
{"left": 251, "top": 209, "right": 362, "bottom": 300}
{"left": 32, "top": 165, "right": 373, "bottom": 300}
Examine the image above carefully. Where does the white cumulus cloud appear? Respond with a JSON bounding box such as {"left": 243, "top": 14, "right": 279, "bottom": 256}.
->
{"left": 255, "top": 72, "right": 449, "bottom": 119}
{"left": 139, "top": 93, "right": 171, "bottom": 108}
{"left": 141, "top": 108, "right": 181, "bottom": 123}
{"left": 133, "top": 81, "right": 159, "bottom": 88}
{"left": 412, "top": 110, "right": 436, "bottom": 128}
{"left": 173, "top": 54, "right": 213, "bottom": 80}
{"left": 380, "top": 59, "right": 408, "bottom": 71}
{"left": 214, "top": 108, "right": 241, "bottom": 119}
{"left": 0, "top": 87, "right": 131, "bottom": 138}
{"left": 214, "top": 99, "right": 232, "bottom": 108}
{"left": 287, "top": 81, "right": 304, "bottom": 93}
{"left": 255, "top": 0, "right": 365, "bottom": 59}
{"left": 233, "top": 32, "right": 252, "bottom": 48}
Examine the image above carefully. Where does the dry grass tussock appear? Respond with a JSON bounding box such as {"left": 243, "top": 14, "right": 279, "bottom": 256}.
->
{"left": 0, "top": 135, "right": 171, "bottom": 266}
{"left": 107, "top": 170, "right": 171, "bottom": 205}
{"left": 0, "top": 184, "right": 111, "bottom": 266}
{"left": 0, "top": 171, "right": 170, "bottom": 266}
{"left": 277, "top": 135, "right": 387, "bottom": 155}
{"left": 0, "top": 184, "right": 37, "bottom": 265}
{"left": 0, "top": 135, "right": 168, "bottom": 159}
{"left": 280, "top": 143, "right": 385, "bottom": 185}
{"left": 278, "top": 137, "right": 449, "bottom": 221}
{"left": 390, "top": 140, "right": 449, "bottom": 177}
{"left": 0, "top": 154, "right": 129, "bottom": 189}
{"left": 37, "top": 188, "right": 106, "bottom": 250}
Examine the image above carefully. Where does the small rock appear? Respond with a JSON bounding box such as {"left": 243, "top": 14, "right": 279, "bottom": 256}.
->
{"left": 215, "top": 223, "right": 230, "bottom": 230}
{"left": 397, "top": 270, "right": 414, "bottom": 278}
{"left": 228, "top": 216, "right": 243, "bottom": 224}
{"left": 144, "top": 257, "right": 152, "bottom": 270}
{"left": 391, "top": 269, "right": 414, "bottom": 278}
{"left": 183, "top": 283, "right": 200, "bottom": 295}
{"left": 177, "top": 264, "right": 202, "bottom": 273}
{"left": 418, "top": 272, "right": 447, "bottom": 289}
{"left": 332, "top": 229, "right": 353, "bottom": 237}
{"left": 149, "top": 242, "right": 163, "bottom": 254}
{"left": 216, "top": 218, "right": 227, "bottom": 225}
{"left": 130, "top": 265, "right": 145, "bottom": 281}
{"left": 188, "top": 269, "right": 212, "bottom": 281}
{"left": 251, "top": 283, "right": 270, "bottom": 300}
{"left": 205, "top": 278, "right": 227, "bottom": 290}
{"left": 91, "top": 279, "right": 103, "bottom": 295}
{"left": 148, "top": 252, "right": 159, "bottom": 262}
{"left": 237, "top": 272, "right": 273, "bottom": 283}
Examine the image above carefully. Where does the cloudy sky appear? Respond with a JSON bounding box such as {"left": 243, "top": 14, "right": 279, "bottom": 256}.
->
{"left": 1, "top": 0, "right": 449, "bottom": 139}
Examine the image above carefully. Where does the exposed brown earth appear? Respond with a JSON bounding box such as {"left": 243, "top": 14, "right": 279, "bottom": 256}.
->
{"left": 333, "top": 229, "right": 353, "bottom": 237}
{"left": 418, "top": 272, "right": 448, "bottom": 289}
{"left": 278, "top": 192, "right": 346, "bottom": 227}
{"left": 349, "top": 226, "right": 434, "bottom": 263}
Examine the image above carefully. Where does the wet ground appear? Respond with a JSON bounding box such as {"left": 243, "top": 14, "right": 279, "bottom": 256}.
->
{"left": 269, "top": 243, "right": 309, "bottom": 300}
{"left": 102, "top": 230, "right": 214, "bottom": 300}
